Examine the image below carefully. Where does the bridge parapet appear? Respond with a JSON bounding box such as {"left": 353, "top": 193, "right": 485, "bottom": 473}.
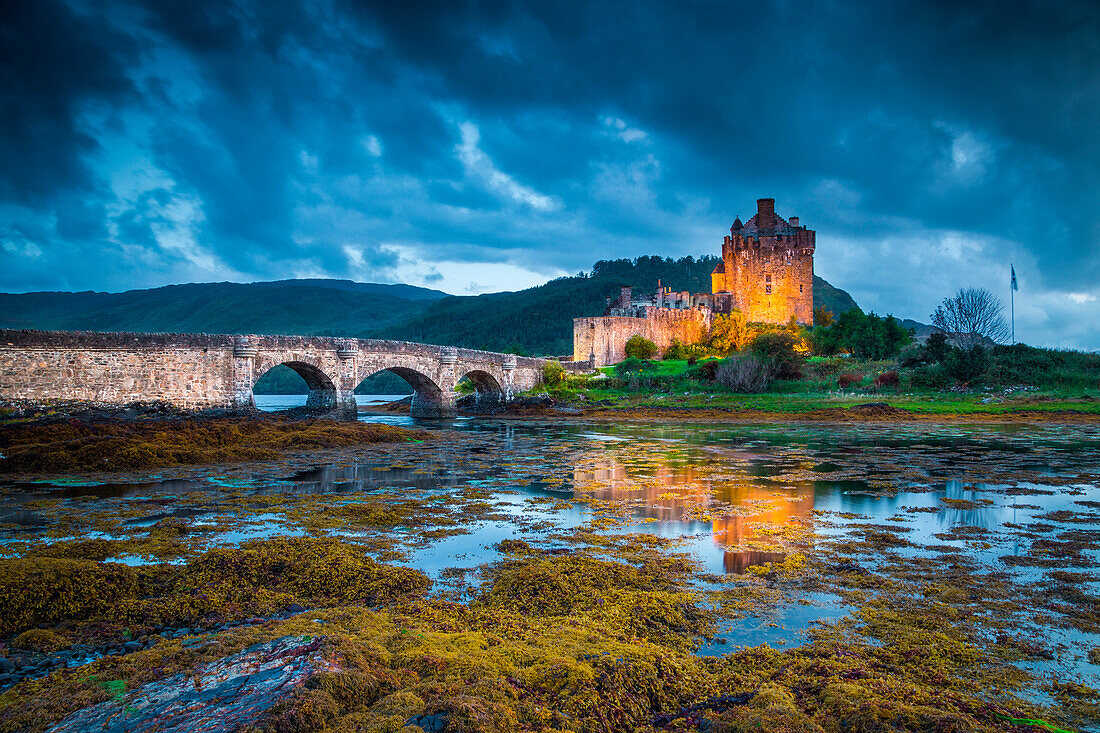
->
{"left": 0, "top": 329, "right": 547, "bottom": 418}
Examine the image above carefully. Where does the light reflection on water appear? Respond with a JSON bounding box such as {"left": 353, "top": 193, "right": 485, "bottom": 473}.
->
{"left": 2, "top": 417, "right": 1099, "bottom": 664}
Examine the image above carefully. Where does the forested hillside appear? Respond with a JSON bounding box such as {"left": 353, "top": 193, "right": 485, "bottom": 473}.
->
{"left": 0, "top": 257, "right": 862, "bottom": 362}
{"left": 379, "top": 256, "right": 861, "bottom": 355}
{"left": 0, "top": 280, "right": 446, "bottom": 335}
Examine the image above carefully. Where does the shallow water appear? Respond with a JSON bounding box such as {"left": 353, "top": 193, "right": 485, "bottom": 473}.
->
{"left": 2, "top": 414, "right": 1099, "bottom": 693}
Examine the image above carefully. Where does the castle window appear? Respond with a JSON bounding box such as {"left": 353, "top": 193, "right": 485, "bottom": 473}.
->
{"left": 765, "top": 274, "right": 772, "bottom": 295}
{"left": 800, "top": 284, "right": 803, "bottom": 293}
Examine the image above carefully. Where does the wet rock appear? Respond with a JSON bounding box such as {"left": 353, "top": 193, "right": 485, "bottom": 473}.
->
{"left": 122, "top": 641, "right": 143, "bottom": 653}
{"left": 408, "top": 712, "right": 449, "bottom": 732}
{"left": 46, "top": 635, "right": 327, "bottom": 733}
{"left": 286, "top": 604, "right": 306, "bottom": 614}
{"left": 0, "top": 657, "right": 12, "bottom": 672}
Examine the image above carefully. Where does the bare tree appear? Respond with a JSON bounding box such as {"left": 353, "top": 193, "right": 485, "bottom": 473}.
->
{"left": 930, "top": 287, "right": 1010, "bottom": 349}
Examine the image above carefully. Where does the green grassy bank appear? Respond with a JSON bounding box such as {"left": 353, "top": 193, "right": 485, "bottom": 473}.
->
{"left": 536, "top": 351, "right": 1100, "bottom": 418}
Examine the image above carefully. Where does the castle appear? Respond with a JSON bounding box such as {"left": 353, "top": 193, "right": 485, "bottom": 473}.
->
{"left": 573, "top": 198, "right": 815, "bottom": 365}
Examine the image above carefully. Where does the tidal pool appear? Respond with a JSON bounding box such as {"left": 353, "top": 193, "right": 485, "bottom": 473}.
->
{"left": 2, "top": 416, "right": 1099, "bottom": 724}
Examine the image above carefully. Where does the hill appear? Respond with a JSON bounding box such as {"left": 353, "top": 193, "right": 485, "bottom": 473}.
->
{"left": 378, "top": 256, "right": 861, "bottom": 355}
{"left": 0, "top": 257, "right": 861, "bottom": 359}
{"left": 0, "top": 280, "right": 447, "bottom": 336}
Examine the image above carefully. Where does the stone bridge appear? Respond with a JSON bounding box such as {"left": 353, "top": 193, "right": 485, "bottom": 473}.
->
{"left": 0, "top": 330, "right": 561, "bottom": 418}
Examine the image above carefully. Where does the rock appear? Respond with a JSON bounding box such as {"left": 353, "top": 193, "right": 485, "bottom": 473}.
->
{"left": 285, "top": 604, "right": 306, "bottom": 614}
{"left": 47, "top": 636, "right": 327, "bottom": 733}
{"left": 0, "top": 658, "right": 12, "bottom": 672}
{"left": 408, "top": 713, "right": 449, "bottom": 732}
{"left": 123, "top": 641, "right": 143, "bottom": 653}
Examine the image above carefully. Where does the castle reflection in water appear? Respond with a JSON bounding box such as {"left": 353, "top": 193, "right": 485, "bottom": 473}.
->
{"left": 573, "top": 459, "right": 815, "bottom": 573}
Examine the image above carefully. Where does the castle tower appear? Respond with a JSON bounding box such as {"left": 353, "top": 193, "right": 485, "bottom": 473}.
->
{"left": 711, "top": 198, "right": 814, "bottom": 324}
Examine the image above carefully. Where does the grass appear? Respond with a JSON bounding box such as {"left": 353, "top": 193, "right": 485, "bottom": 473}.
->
{"left": 540, "top": 356, "right": 1100, "bottom": 419}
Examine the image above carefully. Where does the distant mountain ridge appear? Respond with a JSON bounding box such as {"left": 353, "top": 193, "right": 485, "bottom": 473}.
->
{"left": 0, "top": 256, "right": 866, "bottom": 355}
{"left": 0, "top": 279, "right": 448, "bottom": 336}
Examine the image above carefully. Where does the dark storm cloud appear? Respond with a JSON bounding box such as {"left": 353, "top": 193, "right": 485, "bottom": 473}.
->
{"left": 0, "top": 0, "right": 1097, "bottom": 345}
{"left": 0, "top": 0, "right": 137, "bottom": 204}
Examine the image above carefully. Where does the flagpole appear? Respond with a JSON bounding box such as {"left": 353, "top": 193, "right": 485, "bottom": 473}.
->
{"left": 1010, "top": 263, "right": 1015, "bottom": 345}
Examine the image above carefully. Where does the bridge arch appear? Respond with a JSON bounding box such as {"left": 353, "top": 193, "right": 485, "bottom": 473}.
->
{"left": 357, "top": 365, "right": 446, "bottom": 418}
{"left": 458, "top": 368, "right": 505, "bottom": 411}
{"left": 254, "top": 358, "right": 340, "bottom": 411}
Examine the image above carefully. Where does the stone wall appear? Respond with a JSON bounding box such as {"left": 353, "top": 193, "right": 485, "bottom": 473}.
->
{"left": 727, "top": 242, "right": 814, "bottom": 324}
{"left": 573, "top": 309, "right": 710, "bottom": 366}
{"left": 0, "top": 341, "right": 242, "bottom": 408}
{"left": 0, "top": 330, "right": 547, "bottom": 417}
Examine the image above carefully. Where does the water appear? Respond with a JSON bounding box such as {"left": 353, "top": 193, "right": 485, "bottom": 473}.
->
{"left": 253, "top": 393, "right": 409, "bottom": 412}
{"left": 2, "top": 417, "right": 1098, "bottom": 687}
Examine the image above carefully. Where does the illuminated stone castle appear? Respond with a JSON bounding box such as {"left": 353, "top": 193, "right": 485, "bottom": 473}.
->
{"left": 573, "top": 198, "right": 815, "bottom": 365}
{"left": 710, "top": 197, "right": 815, "bottom": 324}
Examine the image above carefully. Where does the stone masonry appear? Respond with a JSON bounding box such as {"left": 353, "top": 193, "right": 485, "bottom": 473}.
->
{"left": 0, "top": 330, "right": 554, "bottom": 418}
{"left": 574, "top": 198, "right": 814, "bottom": 366}
{"left": 711, "top": 197, "right": 815, "bottom": 324}
{"left": 573, "top": 308, "right": 709, "bottom": 367}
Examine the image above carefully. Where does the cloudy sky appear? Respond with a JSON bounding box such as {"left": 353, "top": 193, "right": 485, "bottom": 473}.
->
{"left": 2, "top": 0, "right": 1098, "bottom": 348}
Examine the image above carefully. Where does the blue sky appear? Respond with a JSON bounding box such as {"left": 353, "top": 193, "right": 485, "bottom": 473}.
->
{"left": 2, "top": 0, "right": 1098, "bottom": 348}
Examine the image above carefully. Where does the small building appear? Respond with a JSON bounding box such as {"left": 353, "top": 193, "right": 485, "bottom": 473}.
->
{"left": 573, "top": 198, "right": 815, "bottom": 366}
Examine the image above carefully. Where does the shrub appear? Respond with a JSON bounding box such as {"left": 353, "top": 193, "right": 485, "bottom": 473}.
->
{"left": 542, "top": 361, "right": 566, "bottom": 386}
{"left": 690, "top": 358, "right": 723, "bottom": 381}
{"left": 813, "top": 306, "right": 835, "bottom": 327}
{"left": 909, "top": 364, "right": 950, "bottom": 389}
{"left": 709, "top": 310, "right": 748, "bottom": 354}
{"left": 898, "top": 345, "right": 930, "bottom": 368}
{"left": 986, "top": 343, "right": 1100, "bottom": 389}
{"left": 926, "top": 332, "right": 951, "bottom": 363}
{"left": 805, "top": 358, "right": 845, "bottom": 379}
{"left": 945, "top": 345, "right": 990, "bottom": 385}
{"left": 614, "top": 357, "right": 648, "bottom": 376}
{"left": 624, "top": 335, "right": 658, "bottom": 360}
{"left": 837, "top": 373, "right": 862, "bottom": 389}
{"left": 714, "top": 355, "right": 777, "bottom": 393}
{"left": 750, "top": 332, "right": 805, "bottom": 379}
{"left": 663, "top": 339, "right": 690, "bottom": 360}
{"left": 872, "top": 370, "right": 899, "bottom": 388}
{"left": 811, "top": 309, "right": 912, "bottom": 359}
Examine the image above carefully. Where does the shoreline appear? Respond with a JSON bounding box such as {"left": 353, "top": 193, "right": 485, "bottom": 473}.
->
{"left": 484, "top": 400, "right": 1100, "bottom": 425}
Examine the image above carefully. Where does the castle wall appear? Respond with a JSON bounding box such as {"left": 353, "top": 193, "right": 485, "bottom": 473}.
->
{"left": 574, "top": 309, "right": 710, "bottom": 366}
{"left": 730, "top": 243, "right": 814, "bottom": 324}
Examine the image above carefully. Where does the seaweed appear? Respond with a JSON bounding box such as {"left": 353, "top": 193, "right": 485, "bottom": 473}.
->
{"left": 0, "top": 418, "right": 431, "bottom": 474}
